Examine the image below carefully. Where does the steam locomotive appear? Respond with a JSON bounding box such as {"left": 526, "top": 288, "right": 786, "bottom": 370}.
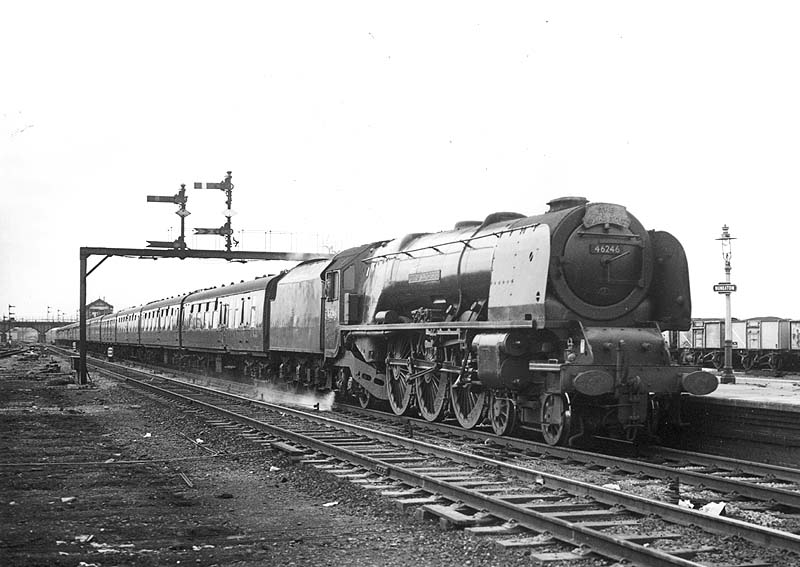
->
{"left": 56, "top": 196, "right": 717, "bottom": 445}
